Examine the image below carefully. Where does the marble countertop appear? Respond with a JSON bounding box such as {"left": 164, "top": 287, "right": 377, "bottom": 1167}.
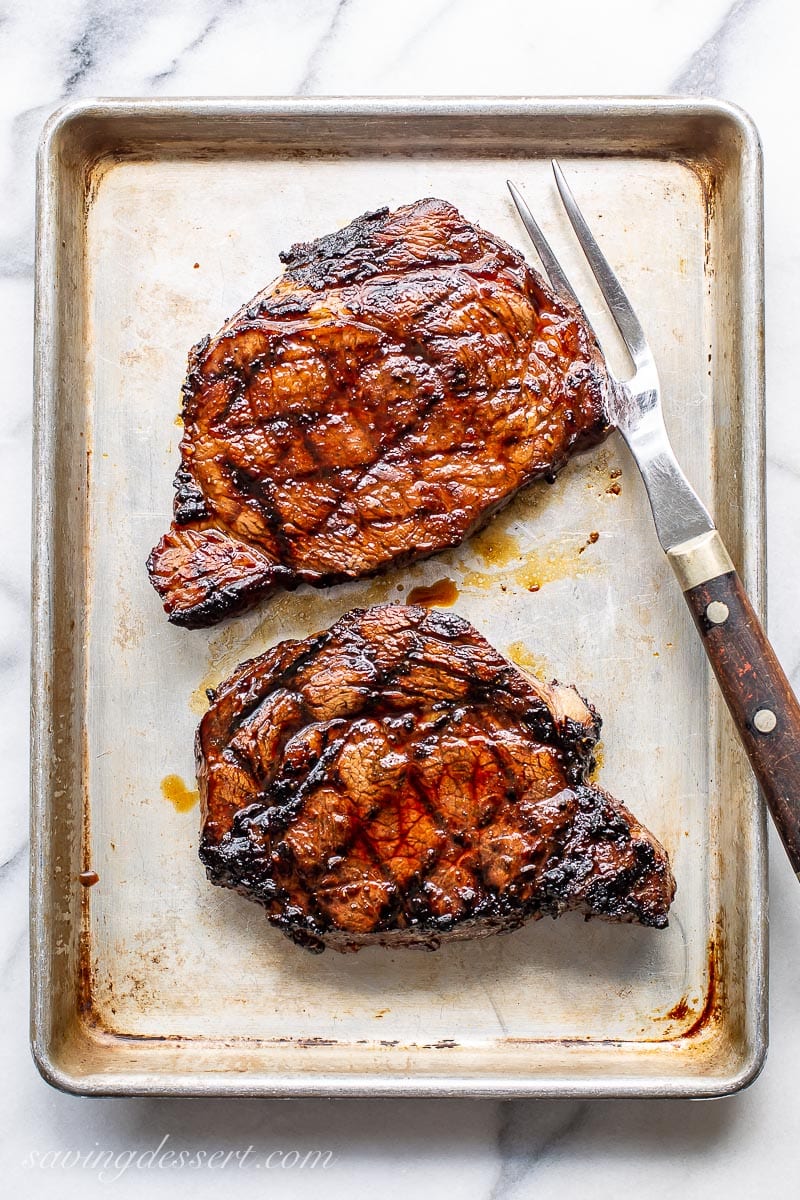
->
{"left": 3, "top": 0, "right": 799, "bottom": 1196}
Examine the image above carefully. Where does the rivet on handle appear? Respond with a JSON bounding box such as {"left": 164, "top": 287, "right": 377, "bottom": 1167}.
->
{"left": 753, "top": 708, "right": 777, "bottom": 734}
{"left": 705, "top": 600, "right": 729, "bottom": 625}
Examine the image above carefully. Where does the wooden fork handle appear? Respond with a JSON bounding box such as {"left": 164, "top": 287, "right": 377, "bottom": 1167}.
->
{"left": 669, "top": 531, "right": 800, "bottom": 876}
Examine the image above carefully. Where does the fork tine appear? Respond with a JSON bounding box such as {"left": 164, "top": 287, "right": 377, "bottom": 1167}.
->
{"left": 506, "top": 180, "right": 581, "bottom": 310}
{"left": 551, "top": 160, "right": 651, "bottom": 369}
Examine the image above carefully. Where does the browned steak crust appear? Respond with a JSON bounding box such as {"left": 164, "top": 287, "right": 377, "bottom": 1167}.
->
{"left": 148, "top": 199, "right": 612, "bottom": 627}
{"left": 197, "top": 605, "right": 675, "bottom": 953}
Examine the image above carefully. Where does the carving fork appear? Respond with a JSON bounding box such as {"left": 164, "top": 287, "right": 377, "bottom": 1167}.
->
{"left": 509, "top": 165, "right": 800, "bottom": 878}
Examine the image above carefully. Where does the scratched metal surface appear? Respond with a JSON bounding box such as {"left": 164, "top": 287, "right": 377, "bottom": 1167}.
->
{"left": 31, "top": 99, "right": 766, "bottom": 1096}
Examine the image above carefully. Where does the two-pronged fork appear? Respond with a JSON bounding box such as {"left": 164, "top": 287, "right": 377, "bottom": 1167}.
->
{"left": 509, "top": 165, "right": 800, "bottom": 879}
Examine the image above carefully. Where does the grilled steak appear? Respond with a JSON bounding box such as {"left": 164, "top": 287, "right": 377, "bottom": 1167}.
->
{"left": 148, "top": 198, "right": 612, "bottom": 627}
{"left": 198, "top": 604, "right": 675, "bottom": 952}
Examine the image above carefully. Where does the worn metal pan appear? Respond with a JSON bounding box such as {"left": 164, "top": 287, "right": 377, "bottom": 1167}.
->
{"left": 31, "top": 97, "right": 766, "bottom": 1097}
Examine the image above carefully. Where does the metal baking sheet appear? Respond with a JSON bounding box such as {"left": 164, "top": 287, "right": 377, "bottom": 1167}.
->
{"left": 31, "top": 97, "right": 766, "bottom": 1097}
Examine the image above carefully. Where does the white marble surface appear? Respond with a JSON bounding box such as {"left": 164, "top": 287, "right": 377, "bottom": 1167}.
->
{"left": 2, "top": 0, "right": 799, "bottom": 1195}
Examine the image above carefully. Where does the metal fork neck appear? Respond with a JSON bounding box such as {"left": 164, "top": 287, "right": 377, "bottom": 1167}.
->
{"left": 616, "top": 392, "right": 714, "bottom": 552}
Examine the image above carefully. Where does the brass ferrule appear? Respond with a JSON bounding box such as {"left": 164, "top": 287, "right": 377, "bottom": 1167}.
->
{"left": 667, "top": 529, "right": 735, "bottom": 591}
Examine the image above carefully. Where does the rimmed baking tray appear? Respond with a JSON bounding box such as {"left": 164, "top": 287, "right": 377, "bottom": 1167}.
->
{"left": 31, "top": 97, "right": 766, "bottom": 1097}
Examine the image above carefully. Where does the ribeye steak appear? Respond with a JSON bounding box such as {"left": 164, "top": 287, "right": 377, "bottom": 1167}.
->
{"left": 197, "top": 604, "right": 675, "bottom": 952}
{"left": 148, "top": 198, "right": 612, "bottom": 627}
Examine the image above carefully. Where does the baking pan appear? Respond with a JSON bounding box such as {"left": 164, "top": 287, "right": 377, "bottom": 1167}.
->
{"left": 31, "top": 97, "right": 766, "bottom": 1097}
